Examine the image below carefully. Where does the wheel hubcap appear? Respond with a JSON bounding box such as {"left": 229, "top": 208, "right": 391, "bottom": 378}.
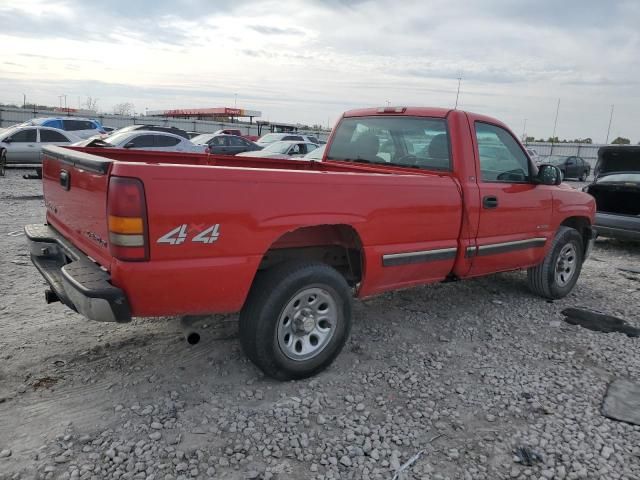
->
{"left": 555, "top": 243, "right": 577, "bottom": 287}
{"left": 277, "top": 287, "right": 337, "bottom": 361}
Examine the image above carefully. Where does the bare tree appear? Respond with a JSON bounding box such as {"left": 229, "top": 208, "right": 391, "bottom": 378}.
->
{"left": 84, "top": 96, "right": 99, "bottom": 112}
{"left": 113, "top": 102, "right": 134, "bottom": 116}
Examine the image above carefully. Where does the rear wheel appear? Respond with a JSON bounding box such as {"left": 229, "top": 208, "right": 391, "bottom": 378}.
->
{"left": 0, "top": 149, "right": 6, "bottom": 177}
{"left": 239, "top": 261, "right": 352, "bottom": 380}
{"left": 579, "top": 170, "right": 587, "bottom": 181}
{"left": 527, "top": 226, "right": 584, "bottom": 299}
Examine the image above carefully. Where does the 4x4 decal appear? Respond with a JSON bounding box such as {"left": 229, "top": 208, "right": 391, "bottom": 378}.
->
{"left": 157, "top": 224, "right": 220, "bottom": 245}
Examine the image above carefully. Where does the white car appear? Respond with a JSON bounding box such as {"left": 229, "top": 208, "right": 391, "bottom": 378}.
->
{"left": 236, "top": 141, "right": 319, "bottom": 159}
{"left": 0, "top": 125, "right": 80, "bottom": 164}
{"left": 526, "top": 148, "right": 540, "bottom": 165}
{"left": 255, "top": 133, "right": 320, "bottom": 148}
{"left": 303, "top": 144, "right": 325, "bottom": 161}
{"left": 19, "top": 117, "right": 106, "bottom": 139}
{"left": 76, "top": 130, "right": 207, "bottom": 153}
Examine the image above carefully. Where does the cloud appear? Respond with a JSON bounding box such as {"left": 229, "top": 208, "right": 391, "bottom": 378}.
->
{"left": 248, "top": 25, "right": 304, "bottom": 35}
{"left": 0, "top": 0, "right": 639, "bottom": 141}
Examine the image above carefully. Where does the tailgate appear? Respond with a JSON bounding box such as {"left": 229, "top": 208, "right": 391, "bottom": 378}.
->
{"left": 42, "top": 146, "right": 113, "bottom": 269}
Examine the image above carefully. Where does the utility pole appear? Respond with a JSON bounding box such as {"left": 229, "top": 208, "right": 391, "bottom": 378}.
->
{"left": 551, "top": 99, "right": 560, "bottom": 154}
{"left": 22, "top": 93, "right": 26, "bottom": 108}
{"left": 605, "top": 104, "right": 614, "bottom": 144}
{"left": 454, "top": 76, "right": 462, "bottom": 109}
{"left": 522, "top": 118, "right": 528, "bottom": 143}
{"left": 234, "top": 93, "right": 238, "bottom": 108}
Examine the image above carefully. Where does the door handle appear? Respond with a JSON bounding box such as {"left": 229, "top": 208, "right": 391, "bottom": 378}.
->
{"left": 60, "top": 170, "right": 70, "bottom": 190}
{"left": 483, "top": 195, "right": 498, "bottom": 209}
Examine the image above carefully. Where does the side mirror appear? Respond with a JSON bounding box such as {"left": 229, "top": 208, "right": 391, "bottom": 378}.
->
{"left": 536, "top": 164, "right": 562, "bottom": 186}
{"left": 123, "top": 142, "right": 135, "bottom": 149}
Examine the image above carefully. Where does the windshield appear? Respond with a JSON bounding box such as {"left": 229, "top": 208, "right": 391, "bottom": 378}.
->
{"left": 103, "top": 132, "right": 132, "bottom": 146}
{"left": 0, "top": 127, "right": 19, "bottom": 140}
{"left": 326, "top": 116, "right": 451, "bottom": 170}
{"left": 596, "top": 173, "right": 640, "bottom": 183}
{"left": 258, "top": 134, "right": 282, "bottom": 144}
{"left": 190, "top": 134, "right": 215, "bottom": 144}
{"left": 262, "top": 141, "right": 292, "bottom": 154}
{"left": 545, "top": 155, "right": 568, "bottom": 165}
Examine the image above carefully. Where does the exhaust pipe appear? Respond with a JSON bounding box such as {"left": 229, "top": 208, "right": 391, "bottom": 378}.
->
{"left": 180, "top": 316, "right": 202, "bottom": 345}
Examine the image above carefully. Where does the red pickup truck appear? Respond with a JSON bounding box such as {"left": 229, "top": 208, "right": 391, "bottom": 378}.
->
{"left": 26, "top": 107, "right": 596, "bottom": 380}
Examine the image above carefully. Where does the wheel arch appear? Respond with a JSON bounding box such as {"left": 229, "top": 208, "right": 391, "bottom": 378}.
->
{"left": 256, "top": 224, "right": 365, "bottom": 287}
{"left": 559, "top": 216, "right": 593, "bottom": 256}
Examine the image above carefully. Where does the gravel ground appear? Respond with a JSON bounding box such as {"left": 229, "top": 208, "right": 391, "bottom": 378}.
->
{"left": 1, "top": 168, "right": 639, "bottom": 480}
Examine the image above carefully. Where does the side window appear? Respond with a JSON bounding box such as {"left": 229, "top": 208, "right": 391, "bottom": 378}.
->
{"left": 40, "top": 129, "right": 69, "bottom": 142}
{"left": 475, "top": 123, "right": 530, "bottom": 182}
{"left": 228, "top": 136, "right": 247, "bottom": 147}
{"left": 211, "top": 137, "right": 227, "bottom": 147}
{"left": 7, "top": 129, "right": 37, "bottom": 142}
{"left": 128, "top": 134, "right": 155, "bottom": 148}
{"left": 154, "top": 135, "right": 181, "bottom": 147}
{"left": 283, "top": 135, "right": 303, "bottom": 141}
{"left": 566, "top": 157, "right": 576, "bottom": 166}
{"left": 62, "top": 120, "right": 83, "bottom": 131}
{"left": 308, "top": 136, "right": 319, "bottom": 144}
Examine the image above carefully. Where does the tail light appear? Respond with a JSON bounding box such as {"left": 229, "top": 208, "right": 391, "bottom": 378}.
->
{"left": 107, "top": 176, "right": 149, "bottom": 261}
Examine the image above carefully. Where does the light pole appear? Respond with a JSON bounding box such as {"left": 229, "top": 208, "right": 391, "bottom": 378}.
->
{"left": 234, "top": 93, "right": 238, "bottom": 108}
{"left": 522, "top": 118, "right": 528, "bottom": 143}
{"left": 550, "top": 99, "right": 560, "bottom": 154}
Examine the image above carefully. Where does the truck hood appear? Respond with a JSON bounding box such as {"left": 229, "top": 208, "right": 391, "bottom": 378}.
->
{"left": 595, "top": 146, "right": 640, "bottom": 178}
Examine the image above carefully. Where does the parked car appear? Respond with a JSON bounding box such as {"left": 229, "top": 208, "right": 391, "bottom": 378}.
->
{"left": 103, "top": 126, "right": 116, "bottom": 133}
{"left": 236, "top": 140, "right": 318, "bottom": 159}
{"left": 77, "top": 130, "right": 206, "bottom": 153}
{"left": 255, "top": 133, "right": 320, "bottom": 147}
{"left": 0, "top": 125, "right": 80, "bottom": 164}
{"left": 526, "top": 148, "right": 540, "bottom": 164}
{"left": 19, "top": 117, "right": 105, "bottom": 139}
{"left": 304, "top": 144, "right": 325, "bottom": 161}
{"left": 27, "top": 106, "right": 595, "bottom": 381}
{"left": 583, "top": 146, "right": 640, "bottom": 241}
{"left": 108, "top": 124, "right": 190, "bottom": 139}
{"left": 191, "top": 134, "right": 261, "bottom": 155}
{"left": 213, "top": 129, "right": 259, "bottom": 142}
{"left": 544, "top": 155, "right": 591, "bottom": 181}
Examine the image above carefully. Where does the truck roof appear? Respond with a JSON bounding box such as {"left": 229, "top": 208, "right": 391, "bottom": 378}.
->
{"left": 343, "top": 106, "right": 452, "bottom": 118}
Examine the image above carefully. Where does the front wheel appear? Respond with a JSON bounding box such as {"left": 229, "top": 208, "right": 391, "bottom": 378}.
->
{"left": 527, "top": 226, "right": 584, "bottom": 299}
{"left": 239, "top": 261, "right": 352, "bottom": 380}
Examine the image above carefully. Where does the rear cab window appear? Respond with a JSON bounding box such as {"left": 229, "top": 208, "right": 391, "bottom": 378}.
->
{"left": 326, "top": 116, "right": 451, "bottom": 171}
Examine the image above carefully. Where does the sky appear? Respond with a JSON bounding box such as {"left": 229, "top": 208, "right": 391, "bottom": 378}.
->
{"left": 1, "top": 0, "right": 639, "bottom": 142}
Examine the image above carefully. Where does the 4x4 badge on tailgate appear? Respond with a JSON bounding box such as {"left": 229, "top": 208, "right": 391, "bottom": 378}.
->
{"left": 157, "top": 224, "right": 221, "bottom": 245}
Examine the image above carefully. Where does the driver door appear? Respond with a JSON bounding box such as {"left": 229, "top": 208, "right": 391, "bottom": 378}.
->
{"left": 468, "top": 122, "right": 554, "bottom": 276}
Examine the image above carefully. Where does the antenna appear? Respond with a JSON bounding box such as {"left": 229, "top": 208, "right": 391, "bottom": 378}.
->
{"left": 454, "top": 76, "right": 462, "bottom": 109}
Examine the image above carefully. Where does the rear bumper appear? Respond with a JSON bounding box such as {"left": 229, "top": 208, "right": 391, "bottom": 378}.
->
{"left": 25, "top": 224, "right": 131, "bottom": 322}
{"left": 595, "top": 212, "right": 640, "bottom": 241}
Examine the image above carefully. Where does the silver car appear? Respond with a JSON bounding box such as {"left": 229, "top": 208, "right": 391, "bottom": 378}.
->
{"left": 0, "top": 125, "right": 80, "bottom": 164}
{"left": 76, "top": 130, "right": 207, "bottom": 153}
{"left": 236, "top": 141, "right": 318, "bottom": 159}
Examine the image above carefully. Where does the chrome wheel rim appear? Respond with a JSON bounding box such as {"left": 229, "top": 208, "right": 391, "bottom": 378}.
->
{"left": 277, "top": 287, "right": 337, "bottom": 361}
{"left": 555, "top": 243, "right": 577, "bottom": 287}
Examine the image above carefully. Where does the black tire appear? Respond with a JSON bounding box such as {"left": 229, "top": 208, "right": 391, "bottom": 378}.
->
{"left": 0, "top": 149, "right": 6, "bottom": 177}
{"left": 527, "top": 226, "right": 584, "bottom": 299}
{"left": 579, "top": 171, "right": 587, "bottom": 182}
{"left": 239, "top": 261, "right": 352, "bottom": 380}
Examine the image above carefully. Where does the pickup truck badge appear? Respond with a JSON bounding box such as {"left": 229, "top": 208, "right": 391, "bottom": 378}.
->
{"left": 157, "top": 224, "right": 220, "bottom": 245}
